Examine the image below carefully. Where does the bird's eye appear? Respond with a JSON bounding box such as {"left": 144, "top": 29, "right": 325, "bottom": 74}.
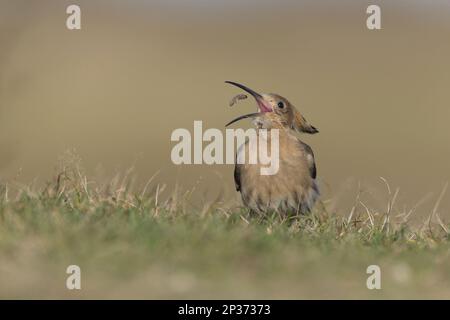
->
{"left": 277, "top": 102, "right": 284, "bottom": 109}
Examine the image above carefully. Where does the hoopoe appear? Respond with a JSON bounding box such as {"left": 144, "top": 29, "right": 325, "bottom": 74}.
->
{"left": 225, "top": 81, "right": 319, "bottom": 215}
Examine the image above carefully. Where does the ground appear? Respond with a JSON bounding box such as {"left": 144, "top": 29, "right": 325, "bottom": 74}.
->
{"left": 0, "top": 163, "right": 449, "bottom": 299}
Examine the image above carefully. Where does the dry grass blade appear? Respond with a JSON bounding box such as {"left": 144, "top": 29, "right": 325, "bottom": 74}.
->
{"left": 359, "top": 201, "right": 374, "bottom": 229}
{"left": 426, "top": 182, "right": 448, "bottom": 236}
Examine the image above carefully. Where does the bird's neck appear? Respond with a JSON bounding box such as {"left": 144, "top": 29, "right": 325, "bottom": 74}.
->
{"left": 256, "top": 125, "right": 294, "bottom": 138}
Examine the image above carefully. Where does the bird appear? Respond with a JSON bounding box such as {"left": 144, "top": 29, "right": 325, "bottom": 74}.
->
{"left": 225, "top": 81, "right": 319, "bottom": 215}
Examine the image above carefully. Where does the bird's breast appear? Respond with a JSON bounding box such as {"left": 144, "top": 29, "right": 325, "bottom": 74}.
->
{"left": 236, "top": 131, "right": 319, "bottom": 214}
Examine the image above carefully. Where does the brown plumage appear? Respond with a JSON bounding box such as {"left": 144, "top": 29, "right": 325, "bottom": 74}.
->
{"left": 225, "top": 81, "right": 319, "bottom": 215}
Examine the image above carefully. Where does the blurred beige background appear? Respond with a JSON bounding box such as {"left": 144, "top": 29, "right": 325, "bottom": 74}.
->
{"left": 1, "top": 0, "right": 449, "bottom": 214}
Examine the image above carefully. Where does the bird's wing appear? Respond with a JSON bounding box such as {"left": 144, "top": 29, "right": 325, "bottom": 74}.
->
{"left": 234, "top": 141, "right": 247, "bottom": 192}
{"left": 234, "top": 164, "right": 241, "bottom": 192}
{"left": 303, "top": 143, "right": 317, "bottom": 179}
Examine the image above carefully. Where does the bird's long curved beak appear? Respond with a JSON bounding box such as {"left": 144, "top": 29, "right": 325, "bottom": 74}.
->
{"left": 225, "top": 112, "right": 261, "bottom": 127}
{"left": 225, "top": 81, "right": 272, "bottom": 113}
{"left": 225, "top": 81, "right": 272, "bottom": 126}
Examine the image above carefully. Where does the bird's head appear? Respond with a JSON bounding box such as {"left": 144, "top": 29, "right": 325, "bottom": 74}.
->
{"left": 225, "top": 81, "right": 318, "bottom": 134}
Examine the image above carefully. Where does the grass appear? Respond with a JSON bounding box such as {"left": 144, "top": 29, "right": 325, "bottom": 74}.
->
{"left": 0, "top": 153, "right": 449, "bottom": 299}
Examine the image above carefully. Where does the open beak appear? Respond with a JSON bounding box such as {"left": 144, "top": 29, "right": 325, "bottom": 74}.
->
{"left": 225, "top": 81, "right": 273, "bottom": 127}
{"left": 225, "top": 112, "right": 260, "bottom": 127}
